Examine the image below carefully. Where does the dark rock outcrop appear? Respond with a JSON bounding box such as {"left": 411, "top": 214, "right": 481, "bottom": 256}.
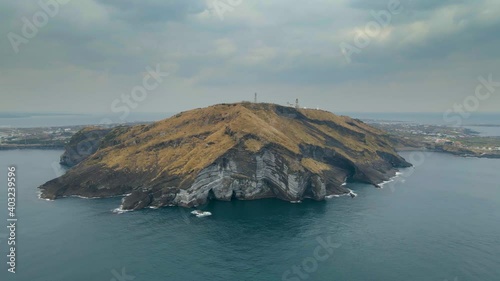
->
{"left": 59, "top": 127, "right": 112, "bottom": 167}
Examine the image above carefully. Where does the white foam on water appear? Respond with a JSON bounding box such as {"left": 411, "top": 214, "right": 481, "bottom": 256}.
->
{"left": 191, "top": 210, "right": 212, "bottom": 218}
{"left": 326, "top": 189, "right": 357, "bottom": 199}
{"left": 379, "top": 179, "right": 392, "bottom": 188}
{"left": 62, "top": 193, "right": 132, "bottom": 200}
{"left": 67, "top": 195, "right": 101, "bottom": 199}
{"left": 379, "top": 171, "right": 406, "bottom": 188}
{"left": 112, "top": 206, "right": 130, "bottom": 214}
{"left": 37, "top": 191, "right": 54, "bottom": 201}
{"left": 348, "top": 189, "right": 358, "bottom": 197}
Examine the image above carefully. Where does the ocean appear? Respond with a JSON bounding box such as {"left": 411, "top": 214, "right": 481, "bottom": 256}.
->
{"left": 0, "top": 149, "right": 499, "bottom": 281}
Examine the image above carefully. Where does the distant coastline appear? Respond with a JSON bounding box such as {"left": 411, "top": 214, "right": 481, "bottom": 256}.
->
{"left": 395, "top": 147, "right": 500, "bottom": 159}
{"left": 1, "top": 112, "right": 499, "bottom": 158}
{"left": 0, "top": 144, "right": 64, "bottom": 150}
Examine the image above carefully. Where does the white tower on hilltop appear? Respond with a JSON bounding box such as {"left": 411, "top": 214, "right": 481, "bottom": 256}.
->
{"left": 295, "top": 98, "right": 300, "bottom": 109}
{"left": 254, "top": 93, "right": 257, "bottom": 103}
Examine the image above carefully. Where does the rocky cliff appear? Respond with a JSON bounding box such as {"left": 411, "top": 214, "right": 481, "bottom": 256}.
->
{"left": 59, "top": 127, "right": 112, "bottom": 167}
{"left": 39, "top": 103, "right": 411, "bottom": 210}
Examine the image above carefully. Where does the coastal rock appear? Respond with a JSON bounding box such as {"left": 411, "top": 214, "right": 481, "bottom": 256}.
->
{"left": 59, "top": 127, "right": 112, "bottom": 167}
{"left": 39, "top": 103, "right": 411, "bottom": 210}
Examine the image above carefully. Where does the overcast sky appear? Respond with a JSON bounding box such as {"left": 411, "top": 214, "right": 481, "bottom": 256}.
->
{"left": 1, "top": 0, "right": 499, "bottom": 114}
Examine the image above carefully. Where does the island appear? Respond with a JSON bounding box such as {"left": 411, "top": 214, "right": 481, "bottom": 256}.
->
{"left": 38, "top": 103, "right": 412, "bottom": 210}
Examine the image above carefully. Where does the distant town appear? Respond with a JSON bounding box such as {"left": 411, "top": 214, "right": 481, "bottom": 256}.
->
{"left": 0, "top": 126, "right": 83, "bottom": 149}
{"left": 368, "top": 121, "right": 500, "bottom": 157}
{"left": 0, "top": 122, "right": 145, "bottom": 150}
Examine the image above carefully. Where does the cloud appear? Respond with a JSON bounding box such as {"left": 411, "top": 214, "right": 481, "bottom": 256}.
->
{"left": 95, "top": 0, "right": 208, "bottom": 23}
{"left": 1, "top": 0, "right": 500, "bottom": 113}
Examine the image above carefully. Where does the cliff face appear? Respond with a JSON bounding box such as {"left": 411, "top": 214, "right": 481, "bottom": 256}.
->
{"left": 39, "top": 103, "right": 411, "bottom": 210}
{"left": 59, "top": 127, "right": 112, "bottom": 167}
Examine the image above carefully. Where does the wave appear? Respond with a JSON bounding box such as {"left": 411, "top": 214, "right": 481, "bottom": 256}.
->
{"left": 112, "top": 207, "right": 130, "bottom": 214}
{"left": 348, "top": 189, "right": 357, "bottom": 198}
{"left": 379, "top": 171, "right": 405, "bottom": 189}
{"left": 67, "top": 195, "right": 102, "bottom": 199}
{"left": 326, "top": 188, "right": 357, "bottom": 199}
{"left": 65, "top": 193, "right": 132, "bottom": 200}
{"left": 37, "top": 191, "right": 54, "bottom": 201}
{"left": 191, "top": 210, "right": 212, "bottom": 218}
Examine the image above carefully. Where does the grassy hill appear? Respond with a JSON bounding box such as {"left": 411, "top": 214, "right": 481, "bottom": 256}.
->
{"left": 39, "top": 103, "right": 411, "bottom": 210}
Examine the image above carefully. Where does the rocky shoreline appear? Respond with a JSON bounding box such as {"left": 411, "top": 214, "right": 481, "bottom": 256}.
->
{"left": 395, "top": 145, "right": 500, "bottom": 159}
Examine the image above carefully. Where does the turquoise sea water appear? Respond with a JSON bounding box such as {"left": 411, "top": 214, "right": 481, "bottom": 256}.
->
{"left": 0, "top": 150, "right": 499, "bottom": 281}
